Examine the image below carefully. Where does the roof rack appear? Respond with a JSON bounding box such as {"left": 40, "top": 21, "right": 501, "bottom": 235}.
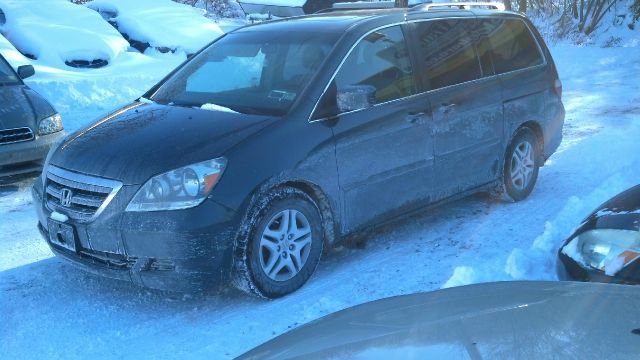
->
{"left": 415, "top": 2, "right": 506, "bottom": 11}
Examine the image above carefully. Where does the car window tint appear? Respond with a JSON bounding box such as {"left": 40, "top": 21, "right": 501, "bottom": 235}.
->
{"left": 334, "top": 25, "right": 415, "bottom": 105}
{"left": 282, "top": 42, "right": 332, "bottom": 85}
{"left": 476, "top": 36, "right": 495, "bottom": 77}
{"left": 479, "top": 18, "right": 544, "bottom": 74}
{"left": 413, "top": 19, "right": 481, "bottom": 91}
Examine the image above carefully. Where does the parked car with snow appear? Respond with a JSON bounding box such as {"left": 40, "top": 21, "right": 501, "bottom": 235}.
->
{"left": 86, "top": 0, "right": 224, "bottom": 56}
{"left": 0, "top": 0, "right": 128, "bottom": 68}
{"left": 239, "top": 281, "right": 640, "bottom": 359}
{"left": 558, "top": 185, "right": 640, "bottom": 283}
{"left": 0, "top": 54, "right": 63, "bottom": 177}
{"left": 32, "top": 7, "right": 564, "bottom": 298}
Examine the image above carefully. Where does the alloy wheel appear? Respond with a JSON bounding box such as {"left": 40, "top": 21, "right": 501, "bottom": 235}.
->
{"left": 510, "top": 140, "right": 535, "bottom": 191}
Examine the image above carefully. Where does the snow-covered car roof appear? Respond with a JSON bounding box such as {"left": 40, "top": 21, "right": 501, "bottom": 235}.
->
{"left": 0, "top": 32, "right": 29, "bottom": 69}
{"left": 86, "top": 0, "right": 224, "bottom": 55}
{"left": 0, "top": 0, "right": 129, "bottom": 69}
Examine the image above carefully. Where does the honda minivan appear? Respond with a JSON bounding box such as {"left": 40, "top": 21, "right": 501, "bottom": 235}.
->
{"left": 32, "top": 6, "right": 564, "bottom": 298}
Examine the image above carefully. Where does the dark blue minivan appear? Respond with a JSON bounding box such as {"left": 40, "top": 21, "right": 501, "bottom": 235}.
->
{"left": 33, "top": 7, "right": 564, "bottom": 298}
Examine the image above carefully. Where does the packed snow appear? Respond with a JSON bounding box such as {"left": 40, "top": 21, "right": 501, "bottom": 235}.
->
{"left": 0, "top": 0, "right": 129, "bottom": 68}
{"left": 1, "top": 6, "right": 640, "bottom": 359}
{"left": 87, "top": 0, "right": 224, "bottom": 55}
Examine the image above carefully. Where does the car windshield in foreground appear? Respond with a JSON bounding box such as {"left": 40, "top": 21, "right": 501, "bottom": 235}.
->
{"left": 150, "top": 30, "right": 339, "bottom": 116}
{"left": 0, "top": 58, "right": 20, "bottom": 85}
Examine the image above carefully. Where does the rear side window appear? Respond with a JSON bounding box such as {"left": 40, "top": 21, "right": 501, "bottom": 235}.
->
{"left": 478, "top": 18, "right": 544, "bottom": 74}
{"left": 413, "top": 19, "right": 481, "bottom": 90}
{"left": 334, "top": 25, "right": 416, "bottom": 105}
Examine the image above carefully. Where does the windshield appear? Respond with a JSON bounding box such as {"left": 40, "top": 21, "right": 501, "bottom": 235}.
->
{"left": 150, "top": 31, "right": 338, "bottom": 116}
{"left": 0, "top": 57, "right": 20, "bottom": 85}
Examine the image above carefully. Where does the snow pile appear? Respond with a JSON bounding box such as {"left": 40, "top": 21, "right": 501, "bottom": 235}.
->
{"left": 0, "top": 32, "right": 29, "bottom": 68}
{"left": 0, "top": 0, "right": 129, "bottom": 68}
{"left": 24, "top": 53, "right": 183, "bottom": 132}
{"left": 87, "top": 0, "right": 224, "bottom": 54}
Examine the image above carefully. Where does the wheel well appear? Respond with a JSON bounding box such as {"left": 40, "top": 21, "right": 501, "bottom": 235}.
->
{"left": 519, "top": 121, "right": 544, "bottom": 159}
{"left": 280, "top": 180, "right": 338, "bottom": 247}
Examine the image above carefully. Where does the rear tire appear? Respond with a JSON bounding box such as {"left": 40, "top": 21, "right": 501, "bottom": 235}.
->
{"left": 502, "top": 127, "right": 540, "bottom": 201}
{"left": 232, "top": 187, "right": 324, "bottom": 298}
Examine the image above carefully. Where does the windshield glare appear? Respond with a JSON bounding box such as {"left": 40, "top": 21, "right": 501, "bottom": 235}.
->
{"left": 150, "top": 31, "right": 338, "bottom": 116}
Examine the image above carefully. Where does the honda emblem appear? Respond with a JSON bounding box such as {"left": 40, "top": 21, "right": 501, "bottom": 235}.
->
{"left": 60, "top": 188, "right": 73, "bottom": 207}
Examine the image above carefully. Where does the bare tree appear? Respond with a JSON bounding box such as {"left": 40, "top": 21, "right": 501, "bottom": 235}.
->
{"left": 395, "top": 0, "right": 409, "bottom": 7}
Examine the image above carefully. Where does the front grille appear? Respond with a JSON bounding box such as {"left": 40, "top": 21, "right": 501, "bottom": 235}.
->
{"left": 0, "top": 127, "right": 34, "bottom": 145}
{"left": 45, "top": 166, "right": 122, "bottom": 222}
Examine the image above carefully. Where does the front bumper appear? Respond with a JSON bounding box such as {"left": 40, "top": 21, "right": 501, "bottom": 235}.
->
{"left": 32, "top": 177, "right": 240, "bottom": 292}
{"left": 0, "top": 131, "right": 64, "bottom": 176}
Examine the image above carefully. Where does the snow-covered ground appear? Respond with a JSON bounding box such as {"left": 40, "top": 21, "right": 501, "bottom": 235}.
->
{"left": 2, "top": 28, "right": 640, "bottom": 360}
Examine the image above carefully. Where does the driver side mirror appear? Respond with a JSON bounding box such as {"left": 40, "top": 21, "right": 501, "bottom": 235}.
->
{"left": 17, "top": 65, "right": 35, "bottom": 79}
{"left": 337, "top": 85, "right": 375, "bottom": 113}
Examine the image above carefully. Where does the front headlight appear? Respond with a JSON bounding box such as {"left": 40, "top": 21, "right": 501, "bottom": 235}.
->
{"left": 562, "top": 229, "right": 640, "bottom": 275}
{"left": 126, "top": 157, "right": 227, "bottom": 212}
{"left": 38, "top": 113, "right": 63, "bottom": 135}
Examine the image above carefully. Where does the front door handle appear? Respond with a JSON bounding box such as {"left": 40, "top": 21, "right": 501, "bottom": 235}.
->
{"left": 406, "top": 112, "right": 426, "bottom": 124}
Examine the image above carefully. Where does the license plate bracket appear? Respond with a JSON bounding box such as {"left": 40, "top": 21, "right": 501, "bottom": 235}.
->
{"left": 48, "top": 219, "right": 77, "bottom": 252}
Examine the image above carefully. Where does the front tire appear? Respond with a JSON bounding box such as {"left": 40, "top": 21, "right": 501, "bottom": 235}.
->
{"left": 502, "top": 127, "right": 540, "bottom": 201}
{"left": 232, "top": 187, "right": 324, "bottom": 298}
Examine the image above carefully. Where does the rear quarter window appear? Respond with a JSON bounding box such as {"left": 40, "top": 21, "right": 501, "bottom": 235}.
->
{"left": 479, "top": 18, "right": 544, "bottom": 74}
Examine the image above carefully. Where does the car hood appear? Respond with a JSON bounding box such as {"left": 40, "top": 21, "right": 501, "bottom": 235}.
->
{"left": 51, "top": 102, "right": 277, "bottom": 184}
{"left": 239, "top": 281, "right": 640, "bottom": 359}
{"left": 0, "top": 84, "right": 56, "bottom": 131}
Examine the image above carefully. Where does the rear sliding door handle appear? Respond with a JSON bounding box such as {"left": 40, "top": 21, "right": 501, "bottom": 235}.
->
{"left": 439, "top": 103, "right": 456, "bottom": 114}
{"left": 406, "top": 112, "right": 426, "bottom": 124}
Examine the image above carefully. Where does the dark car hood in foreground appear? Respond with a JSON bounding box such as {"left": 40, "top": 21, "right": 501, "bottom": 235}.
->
{"left": 51, "top": 102, "right": 276, "bottom": 184}
{"left": 239, "top": 281, "right": 640, "bottom": 359}
{"left": 0, "top": 85, "right": 56, "bottom": 130}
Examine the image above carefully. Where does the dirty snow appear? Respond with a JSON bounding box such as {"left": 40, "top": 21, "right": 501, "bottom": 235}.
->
{"left": 1, "top": 17, "right": 640, "bottom": 360}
